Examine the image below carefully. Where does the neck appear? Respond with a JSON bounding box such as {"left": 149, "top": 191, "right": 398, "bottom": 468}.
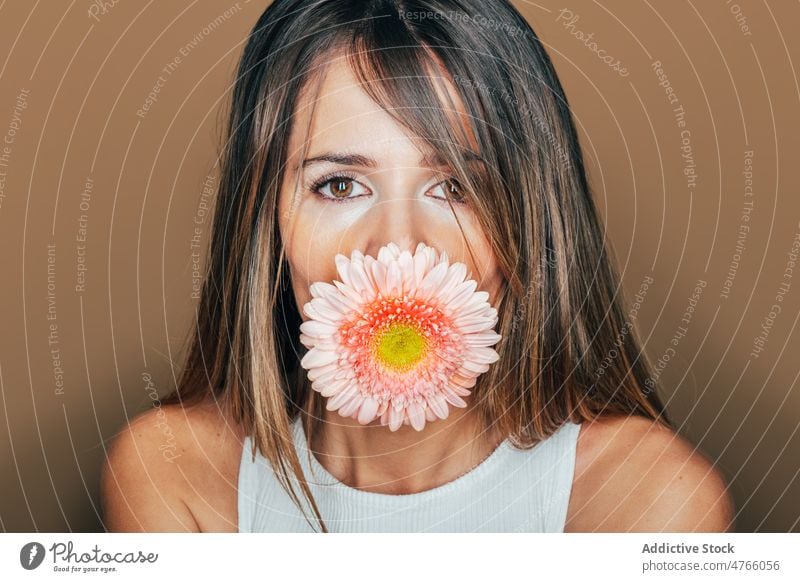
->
{"left": 307, "top": 404, "right": 506, "bottom": 495}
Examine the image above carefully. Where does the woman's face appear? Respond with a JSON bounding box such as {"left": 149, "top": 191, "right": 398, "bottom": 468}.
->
{"left": 278, "top": 57, "right": 504, "bottom": 315}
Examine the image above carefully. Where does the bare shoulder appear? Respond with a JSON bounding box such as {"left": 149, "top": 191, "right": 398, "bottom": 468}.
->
{"left": 565, "top": 414, "right": 735, "bottom": 532}
{"left": 100, "top": 397, "right": 245, "bottom": 532}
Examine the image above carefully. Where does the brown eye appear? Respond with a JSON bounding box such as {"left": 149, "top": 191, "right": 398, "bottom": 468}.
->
{"left": 430, "top": 178, "right": 467, "bottom": 203}
{"left": 445, "top": 178, "right": 466, "bottom": 202}
{"left": 331, "top": 178, "right": 354, "bottom": 198}
{"left": 309, "top": 174, "right": 370, "bottom": 202}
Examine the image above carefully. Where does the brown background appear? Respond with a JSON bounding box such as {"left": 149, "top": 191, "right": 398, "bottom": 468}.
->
{"left": 0, "top": 1, "right": 798, "bottom": 532}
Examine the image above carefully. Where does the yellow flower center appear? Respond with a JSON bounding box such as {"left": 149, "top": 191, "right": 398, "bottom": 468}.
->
{"left": 375, "top": 323, "right": 427, "bottom": 371}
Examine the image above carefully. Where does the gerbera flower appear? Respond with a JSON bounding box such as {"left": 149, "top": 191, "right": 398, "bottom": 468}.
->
{"left": 299, "top": 242, "right": 502, "bottom": 432}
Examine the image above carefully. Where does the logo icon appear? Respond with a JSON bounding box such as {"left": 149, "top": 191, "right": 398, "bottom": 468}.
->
{"left": 20, "top": 542, "right": 46, "bottom": 570}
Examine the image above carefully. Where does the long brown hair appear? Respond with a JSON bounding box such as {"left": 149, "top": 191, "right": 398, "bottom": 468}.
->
{"left": 161, "top": 0, "right": 670, "bottom": 532}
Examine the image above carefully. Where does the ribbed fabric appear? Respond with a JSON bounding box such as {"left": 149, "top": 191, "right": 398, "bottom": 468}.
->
{"left": 238, "top": 417, "right": 581, "bottom": 532}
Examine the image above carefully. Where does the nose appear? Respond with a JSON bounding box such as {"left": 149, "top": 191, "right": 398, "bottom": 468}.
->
{"left": 336, "top": 185, "right": 493, "bottom": 300}
{"left": 363, "top": 194, "right": 427, "bottom": 257}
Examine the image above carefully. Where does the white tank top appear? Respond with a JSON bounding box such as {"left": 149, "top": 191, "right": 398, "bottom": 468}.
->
{"left": 237, "top": 417, "right": 582, "bottom": 532}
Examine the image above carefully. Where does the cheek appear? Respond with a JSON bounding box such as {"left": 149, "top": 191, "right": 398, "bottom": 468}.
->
{"left": 487, "top": 263, "right": 504, "bottom": 307}
{"left": 469, "top": 244, "right": 504, "bottom": 307}
{"left": 279, "top": 197, "right": 352, "bottom": 315}
{"left": 450, "top": 214, "right": 503, "bottom": 304}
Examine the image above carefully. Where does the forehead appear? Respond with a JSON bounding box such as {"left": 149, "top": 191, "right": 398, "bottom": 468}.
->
{"left": 289, "top": 54, "right": 478, "bottom": 160}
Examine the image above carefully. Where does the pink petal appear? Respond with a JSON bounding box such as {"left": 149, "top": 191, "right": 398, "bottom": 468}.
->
{"left": 315, "top": 368, "right": 346, "bottom": 386}
{"left": 418, "top": 261, "right": 448, "bottom": 299}
{"left": 388, "top": 405, "right": 404, "bottom": 431}
{"left": 334, "top": 255, "right": 352, "bottom": 286}
{"left": 413, "top": 250, "right": 429, "bottom": 288}
{"left": 449, "top": 373, "right": 478, "bottom": 389}
{"left": 427, "top": 394, "right": 449, "bottom": 419}
{"left": 449, "top": 384, "right": 472, "bottom": 397}
{"left": 305, "top": 297, "right": 343, "bottom": 323}
{"left": 455, "top": 294, "right": 492, "bottom": 318}
{"left": 437, "top": 263, "right": 466, "bottom": 300}
{"left": 339, "top": 392, "right": 363, "bottom": 417}
{"left": 348, "top": 261, "right": 373, "bottom": 295}
{"left": 371, "top": 260, "right": 389, "bottom": 295}
{"left": 443, "top": 390, "right": 468, "bottom": 408}
{"left": 443, "top": 280, "right": 478, "bottom": 310}
{"left": 424, "top": 246, "right": 437, "bottom": 268}
{"left": 378, "top": 245, "right": 394, "bottom": 264}
{"left": 318, "top": 377, "right": 350, "bottom": 397}
{"left": 326, "top": 385, "right": 358, "bottom": 411}
{"left": 357, "top": 397, "right": 379, "bottom": 424}
{"left": 315, "top": 284, "right": 358, "bottom": 314}
{"left": 307, "top": 362, "right": 338, "bottom": 381}
{"left": 461, "top": 359, "right": 490, "bottom": 374}
{"left": 363, "top": 254, "right": 376, "bottom": 276}
{"left": 420, "top": 247, "right": 437, "bottom": 273}
{"left": 300, "top": 348, "right": 339, "bottom": 369}
{"left": 333, "top": 280, "right": 364, "bottom": 308}
{"left": 464, "top": 331, "right": 502, "bottom": 347}
{"left": 386, "top": 261, "right": 401, "bottom": 296}
{"left": 407, "top": 401, "right": 426, "bottom": 431}
{"left": 397, "top": 251, "right": 414, "bottom": 289}
{"left": 350, "top": 263, "right": 377, "bottom": 301}
{"left": 299, "top": 320, "right": 338, "bottom": 339}
{"left": 469, "top": 347, "right": 500, "bottom": 364}
{"left": 376, "top": 399, "right": 389, "bottom": 417}
{"left": 457, "top": 319, "right": 497, "bottom": 334}
{"left": 309, "top": 281, "right": 337, "bottom": 299}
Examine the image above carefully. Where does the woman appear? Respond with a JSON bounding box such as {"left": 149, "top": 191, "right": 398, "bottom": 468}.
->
{"left": 101, "top": 0, "right": 734, "bottom": 532}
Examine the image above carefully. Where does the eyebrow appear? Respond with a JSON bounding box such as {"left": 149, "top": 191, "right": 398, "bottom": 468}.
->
{"left": 302, "top": 148, "right": 483, "bottom": 169}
